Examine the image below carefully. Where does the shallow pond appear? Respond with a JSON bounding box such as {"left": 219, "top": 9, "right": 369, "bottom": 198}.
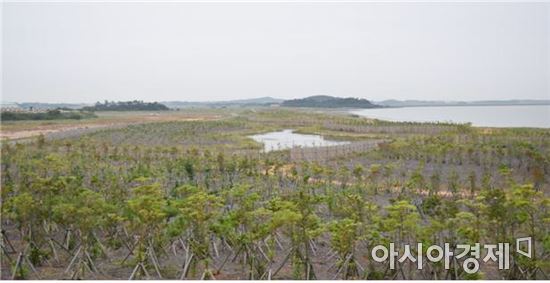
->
{"left": 249, "top": 129, "right": 350, "bottom": 152}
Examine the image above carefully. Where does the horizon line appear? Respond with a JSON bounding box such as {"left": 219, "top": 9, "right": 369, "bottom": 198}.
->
{"left": 3, "top": 97, "right": 550, "bottom": 105}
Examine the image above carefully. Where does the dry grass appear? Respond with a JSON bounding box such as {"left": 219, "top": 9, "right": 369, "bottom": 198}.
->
{"left": 0, "top": 110, "right": 225, "bottom": 141}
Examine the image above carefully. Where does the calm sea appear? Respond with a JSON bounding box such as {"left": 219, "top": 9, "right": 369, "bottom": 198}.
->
{"left": 351, "top": 105, "right": 550, "bottom": 128}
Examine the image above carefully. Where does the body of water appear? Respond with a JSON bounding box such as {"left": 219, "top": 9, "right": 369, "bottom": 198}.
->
{"left": 351, "top": 105, "right": 550, "bottom": 128}
{"left": 249, "top": 129, "right": 349, "bottom": 152}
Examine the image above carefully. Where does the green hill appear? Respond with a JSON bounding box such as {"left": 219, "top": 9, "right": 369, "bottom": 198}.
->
{"left": 282, "top": 95, "right": 380, "bottom": 108}
{"left": 82, "top": 100, "right": 169, "bottom": 111}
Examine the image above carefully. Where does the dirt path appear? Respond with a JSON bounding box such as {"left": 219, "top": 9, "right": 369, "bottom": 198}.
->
{"left": 0, "top": 114, "right": 223, "bottom": 141}
{"left": 1, "top": 124, "right": 115, "bottom": 140}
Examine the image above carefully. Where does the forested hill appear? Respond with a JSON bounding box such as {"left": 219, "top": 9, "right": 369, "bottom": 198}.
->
{"left": 281, "top": 95, "right": 380, "bottom": 108}
{"left": 82, "top": 101, "right": 169, "bottom": 111}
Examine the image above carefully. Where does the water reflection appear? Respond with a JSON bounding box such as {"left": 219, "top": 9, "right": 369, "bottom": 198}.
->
{"left": 249, "top": 129, "right": 350, "bottom": 152}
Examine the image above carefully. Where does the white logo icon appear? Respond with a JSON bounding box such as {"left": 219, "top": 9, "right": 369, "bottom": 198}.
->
{"left": 516, "top": 237, "right": 532, "bottom": 258}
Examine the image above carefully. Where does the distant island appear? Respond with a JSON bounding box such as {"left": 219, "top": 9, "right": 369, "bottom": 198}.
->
{"left": 82, "top": 100, "right": 169, "bottom": 111}
{"left": 281, "top": 95, "right": 380, "bottom": 108}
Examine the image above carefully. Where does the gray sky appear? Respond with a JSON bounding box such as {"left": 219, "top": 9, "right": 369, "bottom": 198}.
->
{"left": 2, "top": 2, "right": 549, "bottom": 103}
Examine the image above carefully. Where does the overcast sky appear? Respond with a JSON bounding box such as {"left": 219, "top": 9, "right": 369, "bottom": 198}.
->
{"left": 2, "top": 2, "right": 549, "bottom": 103}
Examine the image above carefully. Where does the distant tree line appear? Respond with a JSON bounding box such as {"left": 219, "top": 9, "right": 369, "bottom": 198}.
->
{"left": 1, "top": 110, "right": 96, "bottom": 121}
{"left": 82, "top": 100, "right": 170, "bottom": 111}
{"left": 282, "top": 95, "right": 380, "bottom": 108}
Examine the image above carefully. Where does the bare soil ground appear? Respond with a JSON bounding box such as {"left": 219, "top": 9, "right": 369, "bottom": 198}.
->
{"left": 0, "top": 111, "right": 224, "bottom": 141}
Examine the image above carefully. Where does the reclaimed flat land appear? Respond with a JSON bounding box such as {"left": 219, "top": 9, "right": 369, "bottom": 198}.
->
{"left": 1, "top": 108, "right": 549, "bottom": 280}
{"left": 0, "top": 110, "right": 225, "bottom": 141}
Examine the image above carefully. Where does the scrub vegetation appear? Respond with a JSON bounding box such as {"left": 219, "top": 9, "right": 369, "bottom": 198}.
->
{"left": 1, "top": 108, "right": 549, "bottom": 279}
{"left": 0, "top": 110, "right": 96, "bottom": 121}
